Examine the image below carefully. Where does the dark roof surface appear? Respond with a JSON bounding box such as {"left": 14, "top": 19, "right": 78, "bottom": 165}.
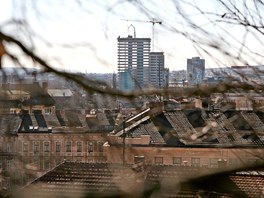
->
{"left": 1, "top": 83, "right": 55, "bottom": 106}
{"left": 0, "top": 114, "right": 20, "bottom": 135}
{"left": 21, "top": 162, "right": 123, "bottom": 197}
{"left": 2, "top": 83, "right": 44, "bottom": 96}
{"left": 129, "top": 120, "right": 165, "bottom": 144}
{"left": 22, "top": 94, "right": 55, "bottom": 106}
{"left": 21, "top": 162, "right": 264, "bottom": 198}
{"left": 230, "top": 172, "right": 264, "bottom": 198}
{"left": 0, "top": 100, "right": 20, "bottom": 108}
{"left": 114, "top": 109, "right": 264, "bottom": 147}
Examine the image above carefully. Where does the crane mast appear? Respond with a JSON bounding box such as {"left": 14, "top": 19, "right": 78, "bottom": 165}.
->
{"left": 147, "top": 18, "right": 162, "bottom": 51}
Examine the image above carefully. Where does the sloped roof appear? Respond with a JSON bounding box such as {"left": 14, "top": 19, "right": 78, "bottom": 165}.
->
{"left": 230, "top": 171, "right": 264, "bottom": 197}
{"left": 2, "top": 83, "right": 44, "bottom": 96}
{"left": 48, "top": 89, "right": 73, "bottom": 97}
{"left": 22, "top": 95, "right": 55, "bottom": 106}
{"left": 114, "top": 109, "right": 264, "bottom": 147}
{"left": 19, "top": 112, "right": 85, "bottom": 133}
{"left": 0, "top": 100, "right": 20, "bottom": 108}
{"left": 86, "top": 111, "right": 116, "bottom": 132}
{"left": 0, "top": 114, "right": 21, "bottom": 135}
{"left": 1, "top": 83, "right": 55, "bottom": 106}
{"left": 20, "top": 162, "right": 264, "bottom": 198}
{"left": 96, "top": 112, "right": 110, "bottom": 125}
{"left": 129, "top": 121, "right": 165, "bottom": 144}
{"left": 21, "top": 162, "right": 123, "bottom": 197}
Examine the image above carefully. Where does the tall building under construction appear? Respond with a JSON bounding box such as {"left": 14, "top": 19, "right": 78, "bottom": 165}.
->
{"left": 117, "top": 36, "right": 151, "bottom": 91}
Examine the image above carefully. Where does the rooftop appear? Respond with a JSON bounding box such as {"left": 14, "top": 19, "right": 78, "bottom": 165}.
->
{"left": 111, "top": 108, "right": 264, "bottom": 147}
{"left": 48, "top": 89, "right": 73, "bottom": 97}
{"left": 1, "top": 83, "right": 55, "bottom": 106}
{"left": 20, "top": 161, "right": 264, "bottom": 198}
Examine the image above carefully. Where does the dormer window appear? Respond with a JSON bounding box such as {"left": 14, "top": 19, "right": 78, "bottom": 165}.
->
{"left": 90, "top": 109, "right": 96, "bottom": 115}
{"left": 44, "top": 108, "right": 51, "bottom": 114}
{"left": 9, "top": 109, "right": 16, "bottom": 114}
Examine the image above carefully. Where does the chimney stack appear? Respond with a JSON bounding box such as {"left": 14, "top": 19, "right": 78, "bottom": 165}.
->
{"left": 42, "top": 82, "right": 48, "bottom": 94}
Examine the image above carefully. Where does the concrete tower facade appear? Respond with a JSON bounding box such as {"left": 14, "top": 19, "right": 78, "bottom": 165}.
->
{"left": 149, "top": 52, "right": 165, "bottom": 88}
{"left": 117, "top": 36, "right": 151, "bottom": 91}
{"left": 187, "top": 57, "right": 205, "bottom": 85}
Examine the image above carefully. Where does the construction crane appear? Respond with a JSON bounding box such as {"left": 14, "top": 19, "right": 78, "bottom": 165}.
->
{"left": 122, "top": 18, "right": 162, "bottom": 51}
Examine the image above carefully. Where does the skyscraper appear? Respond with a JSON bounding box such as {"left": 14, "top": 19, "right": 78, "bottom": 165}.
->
{"left": 117, "top": 36, "right": 151, "bottom": 91}
{"left": 149, "top": 52, "right": 165, "bottom": 88}
{"left": 186, "top": 57, "right": 205, "bottom": 85}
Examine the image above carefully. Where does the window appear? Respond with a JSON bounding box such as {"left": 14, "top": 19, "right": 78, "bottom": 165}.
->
{"left": 23, "top": 142, "right": 28, "bottom": 152}
{"left": 210, "top": 158, "right": 218, "bottom": 168}
{"left": 98, "top": 142, "right": 103, "bottom": 152}
{"left": 87, "top": 157, "right": 93, "bottom": 163}
{"left": 44, "top": 142, "right": 50, "bottom": 152}
{"left": 33, "top": 158, "right": 39, "bottom": 168}
{"left": 88, "top": 142, "right": 93, "bottom": 153}
{"left": 134, "top": 156, "right": 145, "bottom": 164}
{"left": 66, "top": 141, "right": 71, "bottom": 152}
{"left": 44, "top": 160, "right": 50, "bottom": 170}
{"left": 55, "top": 142, "right": 61, "bottom": 153}
{"left": 7, "top": 143, "right": 12, "bottom": 153}
{"left": 248, "top": 159, "right": 258, "bottom": 165}
{"left": 44, "top": 108, "right": 51, "bottom": 114}
{"left": 155, "top": 157, "right": 163, "bottom": 164}
{"left": 33, "top": 142, "right": 39, "bottom": 153}
{"left": 7, "top": 159, "right": 12, "bottom": 169}
{"left": 229, "top": 158, "right": 238, "bottom": 166}
{"left": 191, "top": 158, "right": 200, "bottom": 167}
{"left": 173, "top": 157, "right": 182, "bottom": 166}
{"left": 77, "top": 142, "right": 82, "bottom": 152}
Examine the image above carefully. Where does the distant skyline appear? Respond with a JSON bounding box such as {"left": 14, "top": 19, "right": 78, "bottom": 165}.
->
{"left": 0, "top": 0, "right": 263, "bottom": 73}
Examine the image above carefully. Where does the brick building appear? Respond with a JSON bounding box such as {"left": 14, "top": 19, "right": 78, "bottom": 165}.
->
{"left": 106, "top": 106, "right": 264, "bottom": 168}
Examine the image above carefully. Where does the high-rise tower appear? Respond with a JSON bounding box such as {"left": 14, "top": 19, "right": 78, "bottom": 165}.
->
{"left": 186, "top": 57, "right": 205, "bottom": 85}
{"left": 117, "top": 36, "right": 151, "bottom": 91}
{"left": 149, "top": 52, "right": 165, "bottom": 88}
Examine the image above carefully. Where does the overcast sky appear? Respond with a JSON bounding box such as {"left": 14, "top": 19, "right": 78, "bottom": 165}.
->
{"left": 0, "top": 0, "right": 263, "bottom": 73}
